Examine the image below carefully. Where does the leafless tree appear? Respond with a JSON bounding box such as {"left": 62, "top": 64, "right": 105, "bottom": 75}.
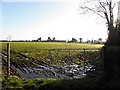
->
{"left": 79, "top": 0, "right": 119, "bottom": 34}
{"left": 79, "top": 38, "right": 83, "bottom": 43}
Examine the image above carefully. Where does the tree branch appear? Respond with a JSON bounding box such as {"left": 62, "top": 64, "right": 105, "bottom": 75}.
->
{"left": 79, "top": 0, "right": 118, "bottom": 30}
{"left": 80, "top": 6, "right": 105, "bottom": 18}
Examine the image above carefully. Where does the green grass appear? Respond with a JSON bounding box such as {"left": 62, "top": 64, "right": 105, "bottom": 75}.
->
{"left": 2, "top": 42, "right": 120, "bottom": 89}
{"left": 3, "top": 75, "right": 101, "bottom": 89}
{"left": 1, "top": 42, "right": 103, "bottom": 80}
{"left": 1, "top": 42, "right": 103, "bottom": 51}
{"left": 2, "top": 58, "right": 120, "bottom": 89}
{"left": 1, "top": 42, "right": 103, "bottom": 65}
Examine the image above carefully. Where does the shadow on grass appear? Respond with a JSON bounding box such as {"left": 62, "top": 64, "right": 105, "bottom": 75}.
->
{"left": 2, "top": 58, "right": 120, "bottom": 89}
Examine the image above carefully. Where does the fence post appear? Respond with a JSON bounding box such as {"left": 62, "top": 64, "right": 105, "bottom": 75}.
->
{"left": 7, "top": 43, "right": 10, "bottom": 77}
{"left": 83, "top": 49, "right": 86, "bottom": 74}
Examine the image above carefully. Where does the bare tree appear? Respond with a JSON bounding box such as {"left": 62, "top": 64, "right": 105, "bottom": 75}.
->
{"left": 47, "top": 37, "right": 51, "bottom": 42}
{"left": 52, "top": 37, "right": 56, "bottom": 42}
{"left": 71, "top": 37, "right": 78, "bottom": 43}
{"left": 37, "top": 37, "right": 41, "bottom": 41}
{"left": 79, "top": 0, "right": 119, "bottom": 41}
{"left": 79, "top": 38, "right": 83, "bottom": 43}
{"left": 79, "top": 1, "right": 120, "bottom": 80}
{"left": 98, "top": 38, "right": 102, "bottom": 43}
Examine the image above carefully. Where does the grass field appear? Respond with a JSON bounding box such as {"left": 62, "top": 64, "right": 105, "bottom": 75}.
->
{"left": 2, "top": 42, "right": 115, "bottom": 89}
{"left": 1, "top": 42, "right": 103, "bottom": 66}
{"left": 1, "top": 42, "right": 103, "bottom": 78}
{"left": 1, "top": 42, "right": 103, "bottom": 50}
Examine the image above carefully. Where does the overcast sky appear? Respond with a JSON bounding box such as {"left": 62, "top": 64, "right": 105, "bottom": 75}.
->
{"left": 1, "top": 0, "right": 119, "bottom": 41}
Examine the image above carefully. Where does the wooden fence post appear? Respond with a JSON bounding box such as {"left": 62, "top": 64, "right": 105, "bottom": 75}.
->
{"left": 83, "top": 49, "right": 85, "bottom": 74}
{"left": 7, "top": 43, "right": 10, "bottom": 77}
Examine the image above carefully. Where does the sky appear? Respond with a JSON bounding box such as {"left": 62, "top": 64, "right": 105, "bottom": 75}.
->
{"left": 118, "top": 1, "right": 120, "bottom": 20}
{"left": 1, "top": 0, "right": 118, "bottom": 41}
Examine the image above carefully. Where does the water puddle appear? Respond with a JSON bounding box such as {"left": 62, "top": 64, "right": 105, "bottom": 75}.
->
{"left": 14, "top": 63, "right": 95, "bottom": 79}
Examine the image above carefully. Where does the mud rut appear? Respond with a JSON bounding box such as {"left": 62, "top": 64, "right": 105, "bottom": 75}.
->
{"left": 1, "top": 49, "right": 100, "bottom": 79}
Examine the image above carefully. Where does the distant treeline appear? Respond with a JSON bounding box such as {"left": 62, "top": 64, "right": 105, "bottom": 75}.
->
{"left": 0, "top": 40, "right": 66, "bottom": 42}
{"left": 0, "top": 37, "right": 105, "bottom": 44}
{"left": 0, "top": 39, "right": 104, "bottom": 44}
